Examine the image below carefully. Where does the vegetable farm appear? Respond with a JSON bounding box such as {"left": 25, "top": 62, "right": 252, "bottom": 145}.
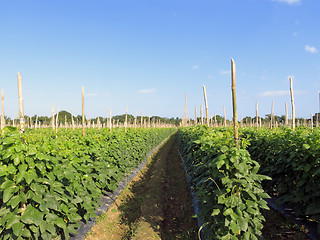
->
{"left": 1, "top": 60, "right": 319, "bottom": 240}
{"left": 0, "top": 127, "right": 175, "bottom": 239}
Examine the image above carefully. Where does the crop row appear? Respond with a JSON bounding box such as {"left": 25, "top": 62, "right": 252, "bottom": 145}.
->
{"left": 0, "top": 127, "right": 175, "bottom": 240}
{"left": 242, "top": 127, "right": 320, "bottom": 223}
{"left": 178, "top": 126, "right": 270, "bottom": 240}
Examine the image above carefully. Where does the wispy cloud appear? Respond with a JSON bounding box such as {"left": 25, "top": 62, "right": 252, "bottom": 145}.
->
{"left": 220, "top": 70, "right": 230, "bottom": 75}
{"left": 86, "top": 93, "right": 98, "bottom": 97}
{"left": 271, "top": 0, "right": 301, "bottom": 5}
{"left": 138, "top": 88, "right": 156, "bottom": 94}
{"left": 192, "top": 65, "right": 199, "bottom": 69}
{"left": 259, "top": 90, "right": 307, "bottom": 97}
{"left": 305, "top": 45, "right": 318, "bottom": 54}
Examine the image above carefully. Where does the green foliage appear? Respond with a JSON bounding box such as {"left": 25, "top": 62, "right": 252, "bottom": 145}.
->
{"left": 243, "top": 126, "right": 320, "bottom": 222}
{"left": 178, "top": 126, "right": 270, "bottom": 239}
{"left": 0, "top": 127, "right": 174, "bottom": 239}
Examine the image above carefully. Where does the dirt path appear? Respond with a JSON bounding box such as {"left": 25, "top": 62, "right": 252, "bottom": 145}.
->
{"left": 85, "top": 133, "right": 198, "bottom": 240}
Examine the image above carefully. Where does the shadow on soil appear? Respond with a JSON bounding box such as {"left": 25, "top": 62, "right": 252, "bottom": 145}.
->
{"left": 117, "top": 134, "right": 198, "bottom": 240}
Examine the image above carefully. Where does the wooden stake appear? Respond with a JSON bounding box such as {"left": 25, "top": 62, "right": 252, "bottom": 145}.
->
{"left": 289, "top": 77, "right": 295, "bottom": 130}
{"left": 184, "top": 92, "right": 187, "bottom": 126}
{"left": 51, "top": 105, "right": 55, "bottom": 130}
{"left": 231, "top": 58, "right": 239, "bottom": 148}
{"left": 311, "top": 113, "right": 314, "bottom": 131}
{"left": 223, "top": 105, "right": 226, "bottom": 127}
{"left": 55, "top": 108, "right": 59, "bottom": 138}
{"left": 195, "top": 106, "right": 197, "bottom": 125}
{"left": 200, "top": 104, "right": 203, "bottom": 125}
{"left": 17, "top": 72, "right": 25, "bottom": 133}
{"left": 285, "top": 102, "right": 288, "bottom": 126}
{"left": 125, "top": 105, "right": 128, "bottom": 132}
{"left": 256, "top": 102, "right": 259, "bottom": 130}
{"left": 1, "top": 89, "right": 5, "bottom": 136}
{"left": 109, "top": 109, "right": 112, "bottom": 132}
{"left": 203, "top": 85, "right": 209, "bottom": 126}
{"left": 71, "top": 111, "right": 75, "bottom": 130}
{"left": 35, "top": 115, "right": 38, "bottom": 130}
{"left": 134, "top": 112, "right": 137, "bottom": 129}
{"left": 140, "top": 111, "right": 143, "bottom": 128}
{"left": 82, "top": 86, "right": 85, "bottom": 136}
{"left": 270, "top": 101, "right": 274, "bottom": 129}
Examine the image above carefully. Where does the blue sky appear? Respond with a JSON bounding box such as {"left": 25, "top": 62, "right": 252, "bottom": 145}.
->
{"left": 0, "top": 0, "right": 319, "bottom": 120}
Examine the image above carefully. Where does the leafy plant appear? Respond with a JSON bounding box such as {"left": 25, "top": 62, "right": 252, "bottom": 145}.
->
{"left": 178, "top": 126, "right": 270, "bottom": 239}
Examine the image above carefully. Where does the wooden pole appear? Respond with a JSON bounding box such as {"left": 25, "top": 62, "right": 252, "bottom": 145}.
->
{"left": 17, "top": 72, "right": 25, "bottom": 133}
{"left": 223, "top": 105, "right": 226, "bottom": 127}
{"left": 231, "top": 58, "right": 239, "bottom": 148}
{"left": 140, "top": 111, "right": 143, "bottom": 128}
{"left": 270, "top": 101, "right": 274, "bottom": 129}
{"left": 289, "top": 77, "right": 295, "bottom": 130}
{"left": 285, "top": 102, "right": 288, "bottom": 126}
{"left": 55, "top": 108, "right": 59, "bottom": 138}
{"left": 256, "top": 102, "right": 259, "bottom": 130}
{"left": 134, "top": 112, "right": 137, "bottom": 129}
{"left": 316, "top": 113, "right": 319, "bottom": 128}
{"left": 82, "top": 86, "right": 85, "bottom": 136}
{"left": 1, "top": 89, "right": 5, "bottom": 135}
{"left": 311, "top": 113, "right": 314, "bottom": 131}
{"left": 35, "top": 115, "right": 38, "bottom": 130}
{"left": 200, "top": 104, "right": 203, "bottom": 125}
{"left": 203, "top": 85, "right": 209, "bottom": 126}
{"left": 195, "top": 106, "right": 197, "bottom": 125}
{"left": 109, "top": 109, "right": 112, "bottom": 132}
{"left": 125, "top": 105, "right": 128, "bottom": 132}
{"left": 71, "top": 111, "right": 75, "bottom": 130}
{"left": 184, "top": 92, "right": 187, "bottom": 126}
{"left": 214, "top": 114, "right": 217, "bottom": 127}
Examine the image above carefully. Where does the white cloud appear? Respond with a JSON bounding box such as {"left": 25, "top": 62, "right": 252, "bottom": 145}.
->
{"left": 259, "top": 90, "right": 307, "bottom": 97}
{"left": 271, "top": 0, "right": 301, "bottom": 5}
{"left": 192, "top": 65, "right": 199, "bottom": 69}
{"left": 138, "top": 88, "right": 156, "bottom": 94}
{"left": 86, "top": 93, "right": 98, "bottom": 97}
{"left": 220, "top": 70, "right": 230, "bottom": 75}
{"left": 305, "top": 45, "right": 318, "bottom": 54}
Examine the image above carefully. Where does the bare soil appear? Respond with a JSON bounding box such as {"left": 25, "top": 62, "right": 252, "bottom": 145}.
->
{"left": 85, "top": 134, "right": 198, "bottom": 240}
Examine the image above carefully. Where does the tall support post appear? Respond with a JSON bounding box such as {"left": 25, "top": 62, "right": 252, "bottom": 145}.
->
{"left": 109, "top": 109, "right": 112, "bottom": 132}
{"left": 82, "top": 86, "right": 85, "bottom": 136}
{"left": 223, "top": 105, "right": 227, "bottom": 127}
{"left": 140, "top": 111, "right": 143, "bottom": 128}
{"left": 289, "top": 77, "right": 295, "bottom": 130}
{"left": 231, "top": 59, "right": 239, "bottom": 148}
{"left": 200, "top": 105, "right": 203, "bottom": 125}
{"left": 184, "top": 92, "right": 187, "bottom": 126}
{"left": 1, "top": 89, "right": 5, "bottom": 136}
{"left": 17, "top": 72, "right": 25, "bottom": 134}
{"left": 270, "top": 101, "right": 274, "bottom": 129}
{"left": 203, "top": 85, "right": 209, "bottom": 126}
{"left": 125, "top": 105, "right": 128, "bottom": 132}
{"left": 285, "top": 102, "right": 288, "bottom": 126}
{"left": 311, "top": 113, "right": 314, "bottom": 131}
{"left": 256, "top": 102, "right": 259, "bottom": 130}
{"left": 134, "top": 112, "right": 137, "bottom": 129}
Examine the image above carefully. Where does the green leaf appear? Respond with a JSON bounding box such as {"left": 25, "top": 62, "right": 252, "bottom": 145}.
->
{"left": 12, "top": 222, "right": 24, "bottom": 236}
{"left": 237, "top": 217, "right": 248, "bottom": 231}
{"left": 3, "top": 187, "right": 14, "bottom": 203}
{"left": 24, "top": 170, "right": 37, "bottom": 185}
{"left": 55, "top": 217, "right": 67, "bottom": 229}
{"left": 21, "top": 205, "right": 44, "bottom": 225}
{"left": 211, "top": 208, "right": 221, "bottom": 216}
{"left": 1, "top": 180, "right": 15, "bottom": 189}
{"left": 9, "top": 195, "right": 21, "bottom": 209}
{"left": 5, "top": 214, "right": 20, "bottom": 230}
{"left": 230, "top": 221, "right": 240, "bottom": 234}
{"left": 21, "top": 228, "right": 32, "bottom": 238}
